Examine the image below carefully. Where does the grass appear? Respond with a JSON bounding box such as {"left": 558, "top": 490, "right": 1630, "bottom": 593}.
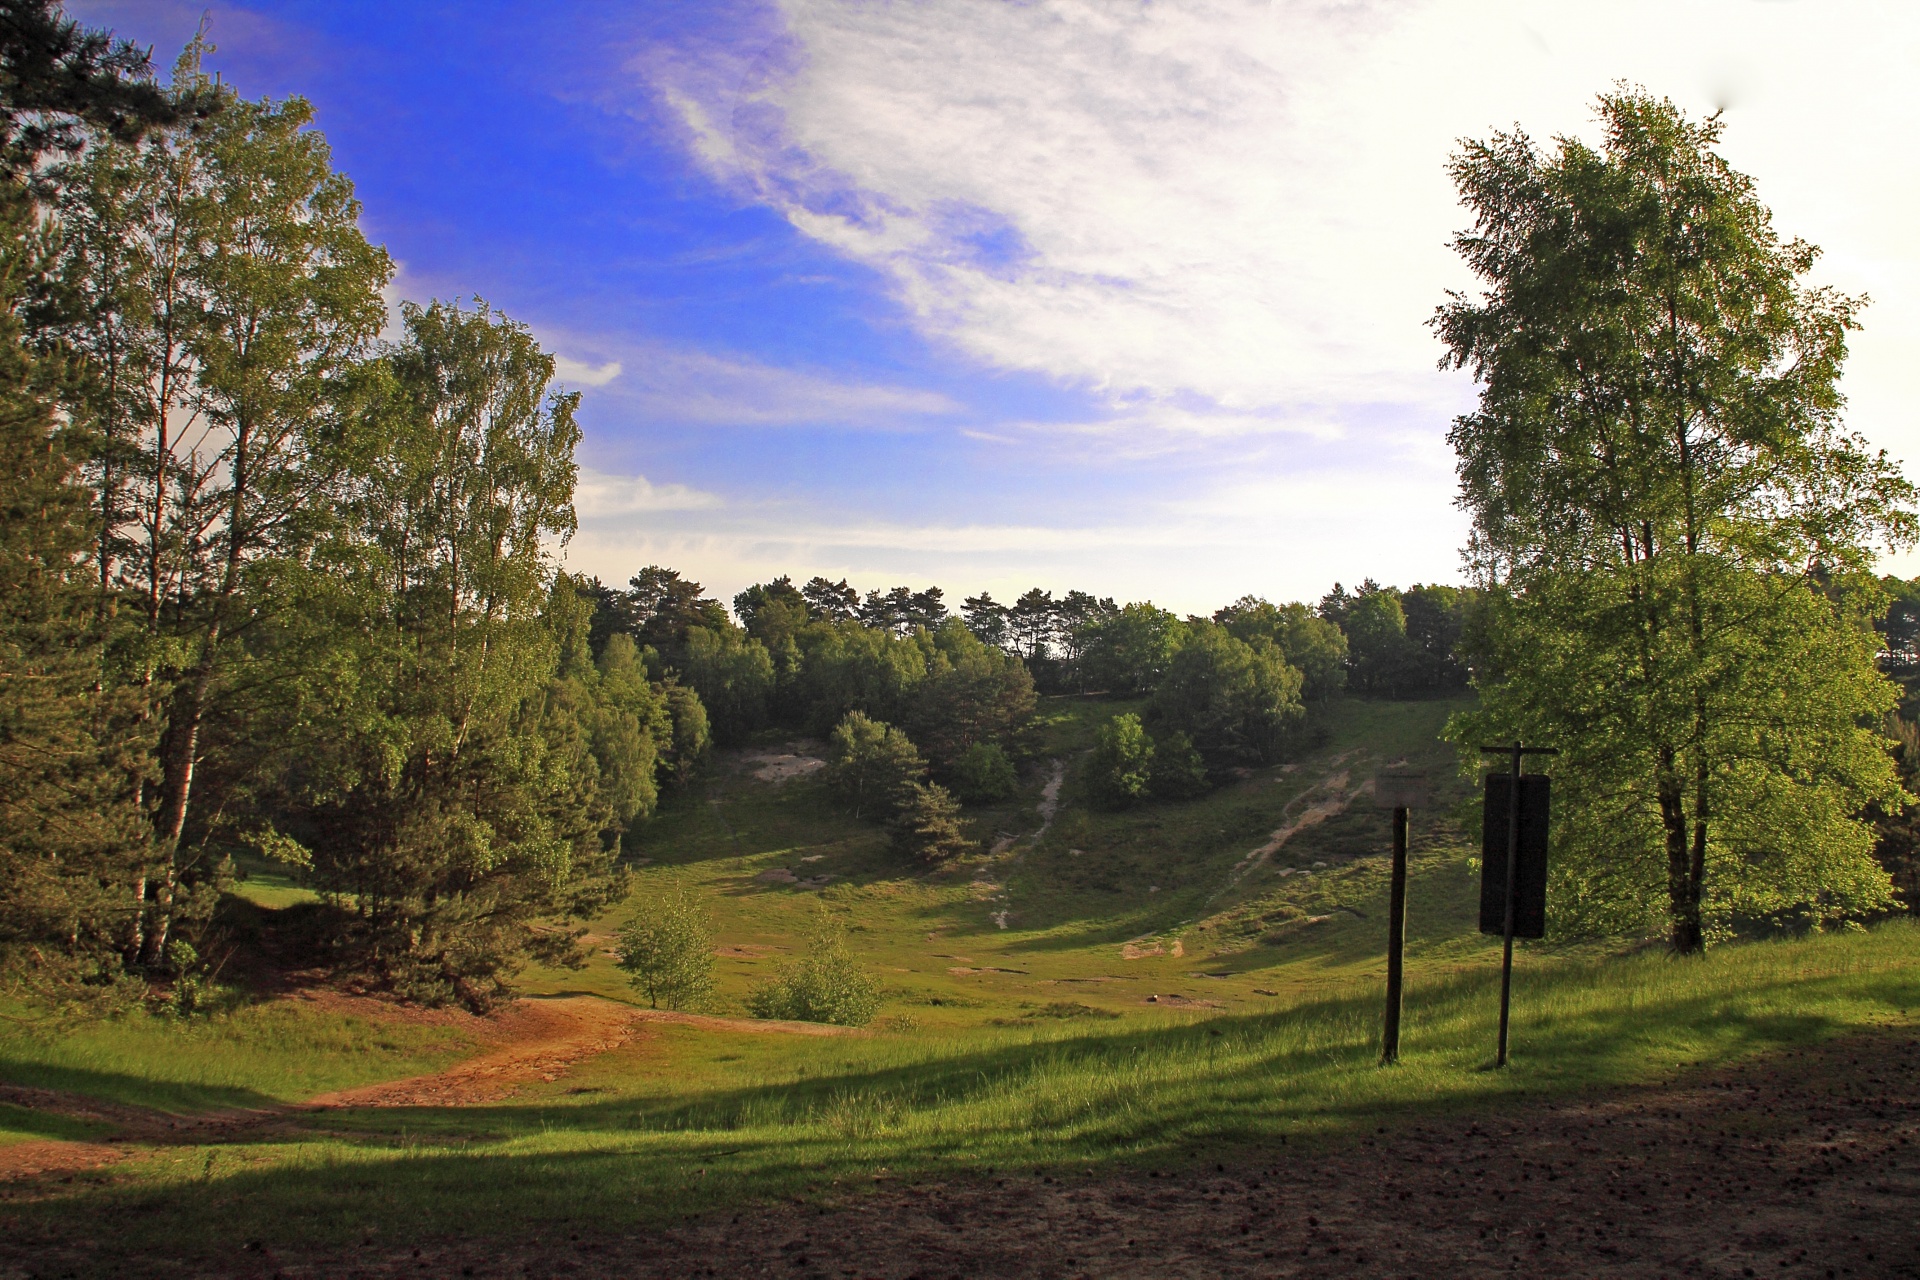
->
{"left": 4, "top": 693, "right": 1918, "bottom": 1265}
{"left": 9, "top": 922, "right": 1916, "bottom": 1261}
{"left": 0, "top": 999, "right": 474, "bottom": 1118}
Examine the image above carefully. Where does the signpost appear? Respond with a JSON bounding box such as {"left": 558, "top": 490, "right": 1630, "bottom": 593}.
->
{"left": 1373, "top": 768, "right": 1430, "bottom": 1066}
{"left": 1479, "top": 744, "right": 1555, "bottom": 1068}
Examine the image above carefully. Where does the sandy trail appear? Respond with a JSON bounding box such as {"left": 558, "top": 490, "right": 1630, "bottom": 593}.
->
{"left": 980, "top": 758, "right": 1066, "bottom": 929}
{"left": 1206, "top": 753, "right": 1366, "bottom": 910}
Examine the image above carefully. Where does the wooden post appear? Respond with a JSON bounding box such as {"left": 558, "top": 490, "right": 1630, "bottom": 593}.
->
{"left": 1373, "top": 769, "right": 1428, "bottom": 1066}
{"left": 1382, "top": 803, "right": 1408, "bottom": 1064}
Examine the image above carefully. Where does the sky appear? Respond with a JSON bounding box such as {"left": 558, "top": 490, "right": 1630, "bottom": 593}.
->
{"left": 71, "top": 0, "right": 1920, "bottom": 616}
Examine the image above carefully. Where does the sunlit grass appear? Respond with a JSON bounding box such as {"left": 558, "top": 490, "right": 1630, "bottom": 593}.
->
{"left": 19, "top": 921, "right": 1917, "bottom": 1261}
{"left": 0, "top": 999, "right": 474, "bottom": 1114}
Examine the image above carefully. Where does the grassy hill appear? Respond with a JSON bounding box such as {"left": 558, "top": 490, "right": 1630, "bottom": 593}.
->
{"left": 525, "top": 693, "right": 1497, "bottom": 1022}
{"left": 3, "top": 693, "right": 1917, "bottom": 1266}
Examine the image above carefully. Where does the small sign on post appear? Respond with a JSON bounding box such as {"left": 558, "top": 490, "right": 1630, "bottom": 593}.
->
{"left": 1373, "top": 768, "right": 1429, "bottom": 1066}
{"left": 1479, "top": 744, "right": 1557, "bottom": 1069}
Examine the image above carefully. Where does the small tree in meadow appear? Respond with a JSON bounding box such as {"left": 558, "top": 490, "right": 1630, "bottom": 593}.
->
{"left": 824, "top": 711, "right": 926, "bottom": 818}
{"left": 615, "top": 885, "right": 715, "bottom": 1011}
{"left": 1087, "top": 713, "right": 1154, "bottom": 810}
{"left": 747, "top": 912, "right": 881, "bottom": 1026}
{"left": 891, "top": 781, "right": 973, "bottom": 864}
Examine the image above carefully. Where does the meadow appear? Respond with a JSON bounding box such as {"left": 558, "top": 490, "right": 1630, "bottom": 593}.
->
{"left": 3, "top": 694, "right": 1916, "bottom": 1266}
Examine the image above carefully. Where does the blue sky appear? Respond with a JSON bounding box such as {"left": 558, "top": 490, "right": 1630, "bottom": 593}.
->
{"left": 73, "top": 1, "right": 1920, "bottom": 614}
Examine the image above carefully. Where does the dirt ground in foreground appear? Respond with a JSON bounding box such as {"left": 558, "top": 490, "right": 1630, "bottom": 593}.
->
{"left": 7, "top": 1025, "right": 1920, "bottom": 1279}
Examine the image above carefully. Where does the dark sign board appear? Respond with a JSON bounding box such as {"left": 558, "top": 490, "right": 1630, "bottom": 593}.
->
{"left": 1479, "top": 774, "right": 1549, "bottom": 939}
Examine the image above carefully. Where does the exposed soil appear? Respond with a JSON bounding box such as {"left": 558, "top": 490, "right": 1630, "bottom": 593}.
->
{"left": 126, "top": 1023, "right": 1920, "bottom": 1280}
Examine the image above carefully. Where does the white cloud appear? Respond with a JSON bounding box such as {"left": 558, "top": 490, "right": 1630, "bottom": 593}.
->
{"left": 554, "top": 355, "right": 624, "bottom": 387}
{"left": 544, "top": 330, "right": 960, "bottom": 428}
{"left": 573, "top": 468, "right": 721, "bottom": 517}
{"left": 644, "top": 0, "right": 1920, "bottom": 470}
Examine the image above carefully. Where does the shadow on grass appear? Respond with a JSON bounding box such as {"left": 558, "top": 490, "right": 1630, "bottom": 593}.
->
{"left": 0, "top": 1060, "right": 288, "bottom": 1118}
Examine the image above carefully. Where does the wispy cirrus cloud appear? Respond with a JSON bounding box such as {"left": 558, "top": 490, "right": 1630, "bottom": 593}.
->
{"left": 548, "top": 331, "right": 960, "bottom": 429}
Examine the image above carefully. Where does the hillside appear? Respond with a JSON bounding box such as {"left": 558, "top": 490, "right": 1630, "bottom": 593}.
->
{"left": 517, "top": 694, "right": 1496, "bottom": 1023}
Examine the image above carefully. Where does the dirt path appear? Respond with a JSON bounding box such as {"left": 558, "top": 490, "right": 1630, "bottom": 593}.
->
{"left": 207, "top": 1024, "right": 1920, "bottom": 1280}
{"left": 1207, "top": 753, "right": 1366, "bottom": 909}
{"left": 980, "top": 758, "right": 1067, "bottom": 929}
{"left": 307, "top": 994, "right": 642, "bottom": 1108}
{"left": 0, "top": 994, "right": 849, "bottom": 1179}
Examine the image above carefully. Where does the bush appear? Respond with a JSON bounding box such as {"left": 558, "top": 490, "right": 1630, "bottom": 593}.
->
{"left": 1087, "top": 713, "right": 1154, "bottom": 810}
{"left": 949, "top": 741, "right": 1017, "bottom": 804}
{"left": 890, "top": 781, "right": 974, "bottom": 864}
{"left": 1148, "top": 729, "right": 1211, "bottom": 799}
{"left": 747, "top": 914, "right": 881, "bottom": 1026}
{"left": 616, "top": 884, "right": 716, "bottom": 1011}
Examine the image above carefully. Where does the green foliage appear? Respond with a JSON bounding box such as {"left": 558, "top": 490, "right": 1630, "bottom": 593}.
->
{"left": 1213, "top": 597, "right": 1347, "bottom": 702}
{"left": 1150, "top": 623, "right": 1305, "bottom": 767}
{"left": 907, "top": 619, "right": 1036, "bottom": 772}
{"left": 1147, "top": 729, "right": 1210, "bottom": 800}
{"left": 246, "top": 300, "right": 622, "bottom": 1011}
{"left": 1086, "top": 713, "right": 1154, "bottom": 810}
{"left": 950, "top": 741, "right": 1017, "bottom": 804}
{"left": 679, "top": 625, "right": 774, "bottom": 745}
{"left": 1437, "top": 90, "right": 1918, "bottom": 950}
{"left": 1079, "top": 602, "right": 1185, "bottom": 695}
{"left": 824, "top": 711, "right": 926, "bottom": 819}
{"left": 616, "top": 885, "right": 715, "bottom": 1011}
{"left": 745, "top": 913, "right": 881, "bottom": 1026}
{"left": 1343, "top": 589, "right": 1416, "bottom": 696}
{"left": 889, "top": 780, "right": 973, "bottom": 864}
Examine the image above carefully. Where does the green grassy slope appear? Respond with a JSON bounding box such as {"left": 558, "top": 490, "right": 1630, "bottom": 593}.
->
{"left": 523, "top": 694, "right": 1497, "bottom": 1022}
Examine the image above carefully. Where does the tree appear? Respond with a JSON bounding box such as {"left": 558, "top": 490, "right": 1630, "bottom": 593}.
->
{"left": 1148, "top": 729, "right": 1211, "bottom": 800}
{"left": 616, "top": 884, "right": 715, "bottom": 1011}
{"left": 904, "top": 619, "right": 1036, "bottom": 772}
{"left": 1213, "top": 597, "right": 1346, "bottom": 702}
{"left": 1436, "top": 90, "right": 1915, "bottom": 951}
{"left": 961, "top": 591, "right": 1010, "bottom": 648}
{"left": 1151, "top": 624, "right": 1305, "bottom": 767}
{"left": 950, "top": 741, "right": 1017, "bottom": 804}
{"left": 620, "top": 566, "right": 728, "bottom": 659}
{"left": 1401, "top": 585, "right": 1474, "bottom": 691}
{"left": 890, "top": 780, "right": 972, "bottom": 864}
{"left": 746, "top": 910, "right": 881, "bottom": 1026}
{"left": 801, "top": 575, "right": 858, "bottom": 622}
{"left": 1343, "top": 588, "right": 1416, "bottom": 696}
{"left": 60, "top": 52, "right": 393, "bottom": 965}
{"left": 0, "top": 3, "right": 182, "bottom": 982}
{"left": 823, "top": 711, "right": 925, "bottom": 819}
{"left": 257, "top": 300, "right": 622, "bottom": 1011}
{"left": 1007, "top": 588, "right": 1056, "bottom": 662}
{"left": 679, "top": 624, "right": 773, "bottom": 745}
{"left": 1086, "top": 713, "right": 1153, "bottom": 810}
{"left": 1079, "top": 602, "right": 1185, "bottom": 695}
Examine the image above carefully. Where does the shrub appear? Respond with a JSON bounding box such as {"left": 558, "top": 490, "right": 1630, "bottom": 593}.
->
{"left": 1148, "top": 729, "right": 1211, "bottom": 800}
{"left": 949, "top": 741, "right": 1018, "bottom": 804}
{"left": 1087, "top": 713, "right": 1154, "bottom": 810}
{"left": 616, "top": 885, "right": 716, "bottom": 1010}
{"left": 747, "top": 914, "right": 881, "bottom": 1026}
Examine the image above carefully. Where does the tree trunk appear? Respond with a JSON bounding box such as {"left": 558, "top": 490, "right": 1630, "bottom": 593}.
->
{"left": 1658, "top": 751, "right": 1703, "bottom": 952}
